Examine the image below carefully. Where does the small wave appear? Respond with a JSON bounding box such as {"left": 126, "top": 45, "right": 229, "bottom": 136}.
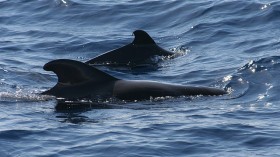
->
{"left": 243, "top": 136, "right": 280, "bottom": 147}
{"left": 53, "top": 94, "right": 220, "bottom": 112}
{"left": 223, "top": 75, "right": 249, "bottom": 99}
{"left": 53, "top": 0, "right": 74, "bottom": 7}
{"left": 168, "top": 46, "right": 189, "bottom": 59}
{"left": 239, "top": 56, "right": 280, "bottom": 72}
{"left": 224, "top": 56, "right": 280, "bottom": 101}
{"left": 0, "top": 91, "right": 54, "bottom": 102}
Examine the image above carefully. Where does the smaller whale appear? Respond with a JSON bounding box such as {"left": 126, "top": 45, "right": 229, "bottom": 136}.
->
{"left": 42, "top": 59, "right": 227, "bottom": 101}
{"left": 86, "top": 30, "right": 174, "bottom": 66}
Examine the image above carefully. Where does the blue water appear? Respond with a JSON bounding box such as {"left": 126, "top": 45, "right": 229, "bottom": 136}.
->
{"left": 1, "top": 0, "right": 280, "bottom": 156}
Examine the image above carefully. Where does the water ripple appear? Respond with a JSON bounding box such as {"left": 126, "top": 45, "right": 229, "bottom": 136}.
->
{"left": 1, "top": 0, "right": 280, "bottom": 156}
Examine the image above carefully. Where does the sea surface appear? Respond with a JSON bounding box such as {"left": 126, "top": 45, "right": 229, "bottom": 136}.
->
{"left": 1, "top": 0, "right": 280, "bottom": 156}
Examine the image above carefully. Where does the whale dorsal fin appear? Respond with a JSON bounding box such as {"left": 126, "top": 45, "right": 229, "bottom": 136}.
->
{"left": 43, "top": 59, "right": 118, "bottom": 85}
{"left": 132, "top": 30, "right": 156, "bottom": 45}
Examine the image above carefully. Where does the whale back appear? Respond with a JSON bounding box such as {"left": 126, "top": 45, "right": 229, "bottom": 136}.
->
{"left": 42, "top": 60, "right": 227, "bottom": 100}
{"left": 86, "top": 30, "right": 173, "bottom": 65}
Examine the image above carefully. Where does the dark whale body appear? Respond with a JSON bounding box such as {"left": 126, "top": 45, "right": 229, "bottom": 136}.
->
{"left": 42, "top": 59, "right": 227, "bottom": 101}
{"left": 86, "top": 30, "right": 173, "bottom": 66}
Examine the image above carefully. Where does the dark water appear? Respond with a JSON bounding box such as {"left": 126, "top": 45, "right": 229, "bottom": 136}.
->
{"left": 1, "top": 0, "right": 280, "bottom": 156}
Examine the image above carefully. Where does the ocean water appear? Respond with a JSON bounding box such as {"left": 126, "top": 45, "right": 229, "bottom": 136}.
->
{"left": 1, "top": 0, "right": 280, "bottom": 156}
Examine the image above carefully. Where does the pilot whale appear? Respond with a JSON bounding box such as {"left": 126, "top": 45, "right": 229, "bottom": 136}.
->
{"left": 42, "top": 59, "right": 227, "bottom": 101}
{"left": 86, "top": 30, "right": 174, "bottom": 66}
